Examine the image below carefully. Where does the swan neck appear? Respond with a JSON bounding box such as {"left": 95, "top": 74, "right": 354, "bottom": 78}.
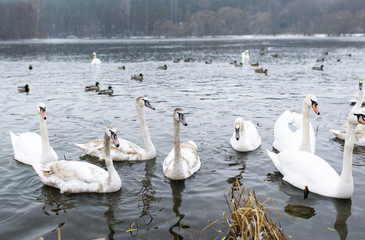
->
{"left": 39, "top": 114, "right": 51, "bottom": 163}
{"left": 340, "top": 122, "right": 356, "bottom": 181}
{"left": 104, "top": 131, "right": 116, "bottom": 180}
{"left": 173, "top": 119, "right": 182, "bottom": 163}
{"left": 136, "top": 104, "right": 155, "bottom": 153}
{"left": 298, "top": 102, "right": 311, "bottom": 152}
{"left": 354, "top": 88, "right": 363, "bottom": 109}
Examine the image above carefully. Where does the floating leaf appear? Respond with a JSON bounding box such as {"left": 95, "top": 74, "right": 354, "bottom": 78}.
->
{"left": 328, "top": 228, "right": 337, "bottom": 232}
{"left": 126, "top": 228, "right": 138, "bottom": 233}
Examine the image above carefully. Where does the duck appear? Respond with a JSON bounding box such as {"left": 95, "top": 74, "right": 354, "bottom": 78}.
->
{"left": 242, "top": 50, "right": 250, "bottom": 63}
{"left": 230, "top": 117, "right": 261, "bottom": 152}
{"left": 251, "top": 62, "right": 259, "bottom": 67}
{"left": 273, "top": 95, "right": 320, "bottom": 153}
{"left": 331, "top": 79, "right": 365, "bottom": 145}
{"left": 229, "top": 60, "right": 237, "bottom": 65}
{"left": 85, "top": 82, "right": 100, "bottom": 91}
{"left": 18, "top": 84, "right": 30, "bottom": 93}
{"left": 98, "top": 86, "right": 113, "bottom": 95}
{"left": 91, "top": 52, "right": 101, "bottom": 65}
{"left": 205, "top": 60, "right": 212, "bottom": 64}
{"left": 131, "top": 73, "right": 143, "bottom": 81}
{"left": 184, "top": 58, "right": 191, "bottom": 62}
{"left": 312, "top": 65, "right": 324, "bottom": 71}
{"left": 118, "top": 66, "right": 126, "bottom": 70}
{"left": 267, "top": 108, "right": 365, "bottom": 199}
{"left": 316, "top": 58, "right": 325, "bottom": 62}
{"left": 272, "top": 54, "right": 278, "bottom": 58}
{"left": 9, "top": 103, "right": 58, "bottom": 165}
{"left": 33, "top": 126, "right": 121, "bottom": 194}
{"left": 28, "top": 64, "right": 33, "bottom": 70}
{"left": 173, "top": 59, "right": 180, "bottom": 63}
{"left": 75, "top": 96, "right": 156, "bottom": 161}
{"left": 158, "top": 64, "right": 167, "bottom": 70}
{"left": 163, "top": 108, "right": 200, "bottom": 180}
{"left": 234, "top": 62, "right": 243, "bottom": 67}
{"left": 254, "top": 68, "right": 268, "bottom": 75}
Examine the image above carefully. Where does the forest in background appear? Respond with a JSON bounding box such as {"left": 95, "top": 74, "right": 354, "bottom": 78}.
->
{"left": 0, "top": 0, "right": 365, "bottom": 39}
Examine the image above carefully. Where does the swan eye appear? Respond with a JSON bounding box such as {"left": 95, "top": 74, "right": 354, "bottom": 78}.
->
{"left": 355, "top": 113, "right": 365, "bottom": 124}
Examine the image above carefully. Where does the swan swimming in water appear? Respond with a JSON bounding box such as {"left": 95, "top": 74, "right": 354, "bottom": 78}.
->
{"left": 242, "top": 50, "right": 250, "bottom": 63}
{"left": 230, "top": 117, "right": 261, "bottom": 152}
{"left": 33, "top": 126, "right": 121, "bottom": 194}
{"left": 163, "top": 108, "right": 200, "bottom": 180}
{"left": 9, "top": 103, "right": 58, "bottom": 165}
{"left": 273, "top": 95, "right": 319, "bottom": 153}
{"left": 75, "top": 96, "right": 156, "bottom": 161}
{"left": 267, "top": 108, "right": 365, "bottom": 199}
{"left": 91, "top": 52, "right": 101, "bottom": 65}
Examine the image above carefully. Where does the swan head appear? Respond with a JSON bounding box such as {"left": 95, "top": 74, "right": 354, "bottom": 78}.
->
{"left": 136, "top": 96, "right": 155, "bottom": 110}
{"left": 92, "top": 52, "right": 96, "bottom": 58}
{"left": 304, "top": 95, "right": 320, "bottom": 115}
{"left": 233, "top": 117, "right": 244, "bottom": 140}
{"left": 37, "top": 103, "right": 47, "bottom": 120}
{"left": 350, "top": 109, "right": 365, "bottom": 126}
{"left": 105, "top": 126, "right": 120, "bottom": 147}
{"left": 173, "top": 108, "right": 187, "bottom": 126}
{"left": 359, "top": 79, "right": 363, "bottom": 90}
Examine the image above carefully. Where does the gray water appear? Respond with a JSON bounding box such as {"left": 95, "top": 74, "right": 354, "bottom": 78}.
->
{"left": 1, "top": 36, "right": 365, "bottom": 240}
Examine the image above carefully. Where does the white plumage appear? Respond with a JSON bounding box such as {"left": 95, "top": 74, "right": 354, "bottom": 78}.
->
{"left": 267, "top": 108, "right": 365, "bottom": 199}
{"left": 91, "top": 52, "right": 101, "bottom": 65}
{"left": 9, "top": 103, "right": 58, "bottom": 165}
{"left": 163, "top": 108, "right": 200, "bottom": 180}
{"left": 33, "top": 126, "right": 121, "bottom": 194}
{"left": 230, "top": 117, "right": 261, "bottom": 152}
{"left": 273, "top": 95, "right": 319, "bottom": 153}
{"left": 75, "top": 96, "right": 156, "bottom": 161}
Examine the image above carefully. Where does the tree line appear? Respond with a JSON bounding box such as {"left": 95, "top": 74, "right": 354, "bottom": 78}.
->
{"left": 1, "top": 0, "right": 365, "bottom": 39}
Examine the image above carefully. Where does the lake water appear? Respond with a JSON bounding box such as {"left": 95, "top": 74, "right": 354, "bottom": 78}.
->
{"left": 1, "top": 36, "right": 365, "bottom": 240}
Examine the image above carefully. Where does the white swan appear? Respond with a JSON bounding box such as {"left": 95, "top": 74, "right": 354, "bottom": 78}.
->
{"left": 75, "top": 96, "right": 156, "bottom": 161}
{"left": 273, "top": 95, "right": 320, "bottom": 153}
{"left": 91, "top": 52, "right": 101, "bottom": 65}
{"left": 242, "top": 50, "right": 250, "bottom": 63}
{"left": 163, "top": 108, "right": 201, "bottom": 180}
{"left": 267, "top": 108, "right": 365, "bottom": 199}
{"left": 33, "top": 126, "right": 121, "bottom": 194}
{"left": 9, "top": 103, "right": 58, "bottom": 165}
{"left": 331, "top": 79, "right": 365, "bottom": 145}
{"left": 230, "top": 117, "right": 261, "bottom": 152}
{"left": 350, "top": 79, "right": 365, "bottom": 105}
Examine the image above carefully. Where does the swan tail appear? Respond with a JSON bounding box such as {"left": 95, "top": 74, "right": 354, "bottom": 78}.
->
{"left": 329, "top": 129, "right": 345, "bottom": 140}
{"left": 9, "top": 131, "right": 18, "bottom": 153}
{"left": 266, "top": 150, "right": 281, "bottom": 171}
{"left": 75, "top": 143, "right": 88, "bottom": 151}
{"left": 187, "top": 140, "right": 197, "bottom": 149}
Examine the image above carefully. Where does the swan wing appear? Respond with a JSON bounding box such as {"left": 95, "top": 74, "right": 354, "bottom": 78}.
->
{"left": 34, "top": 160, "right": 109, "bottom": 193}
{"left": 273, "top": 110, "right": 300, "bottom": 151}
{"left": 10, "top": 131, "right": 42, "bottom": 165}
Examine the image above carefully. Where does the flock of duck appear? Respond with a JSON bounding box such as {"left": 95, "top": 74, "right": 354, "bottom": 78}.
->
{"left": 11, "top": 51, "right": 364, "bottom": 201}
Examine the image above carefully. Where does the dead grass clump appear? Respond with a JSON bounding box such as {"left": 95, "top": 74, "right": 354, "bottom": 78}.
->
{"left": 204, "top": 178, "right": 286, "bottom": 240}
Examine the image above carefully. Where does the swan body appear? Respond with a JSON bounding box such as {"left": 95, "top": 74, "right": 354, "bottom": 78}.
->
{"left": 75, "top": 96, "right": 156, "bottom": 161}
{"left": 331, "top": 79, "right": 365, "bottom": 145}
{"left": 33, "top": 126, "right": 121, "bottom": 194}
{"left": 267, "top": 109, "right": 365, "bottom": 199}
{"left": 85, "top": 82, "right": 99, "bottom": 91}
{"left": 242, "top": 50, "right": 250, "bottom": 63}
{"left": 230, "top": 117, "right": 261, "bottom": 152}
{"left": 10, "top": 103, "right": 58, "bottom": 165}
{"left": 273, "top": 95, "right": 319, "bottom": 153}
{"left": 163, "top": 108, "right": 200, "bottom": 180}
{"left": 91, "top": 52, "right": 101, "bottom": 65}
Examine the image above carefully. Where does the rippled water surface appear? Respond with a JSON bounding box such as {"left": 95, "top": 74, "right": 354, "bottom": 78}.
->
{"left": 1, "top": 37, "right": 365, "bottom": 240}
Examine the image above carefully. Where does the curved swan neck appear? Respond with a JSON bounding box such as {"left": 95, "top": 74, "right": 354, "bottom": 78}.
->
{"left": 340, "top": 122, "right": 356, "bottom": 181}
{"left": 173, "top": 119, "right": 182, "bottom": 163}
{"left": 298, "top": 102, "right": 311, "bottom": 152}
{"left": 136, "top": 104, "right": 155, "bottom": 152}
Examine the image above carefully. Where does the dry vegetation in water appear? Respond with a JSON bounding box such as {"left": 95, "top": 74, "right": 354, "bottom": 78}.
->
{"left": 204, "top": 178, "right": 286, "bottom": 240}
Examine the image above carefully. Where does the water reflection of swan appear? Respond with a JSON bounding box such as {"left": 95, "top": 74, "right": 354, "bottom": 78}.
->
{"left": 168, "top": 180, "right": 188, "bottom": 240}
{"left": 267, "top": 172, "right": 351, "bottom": 240}
{"left": 273, "top": 95, "right": 319, "bottom": 153}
